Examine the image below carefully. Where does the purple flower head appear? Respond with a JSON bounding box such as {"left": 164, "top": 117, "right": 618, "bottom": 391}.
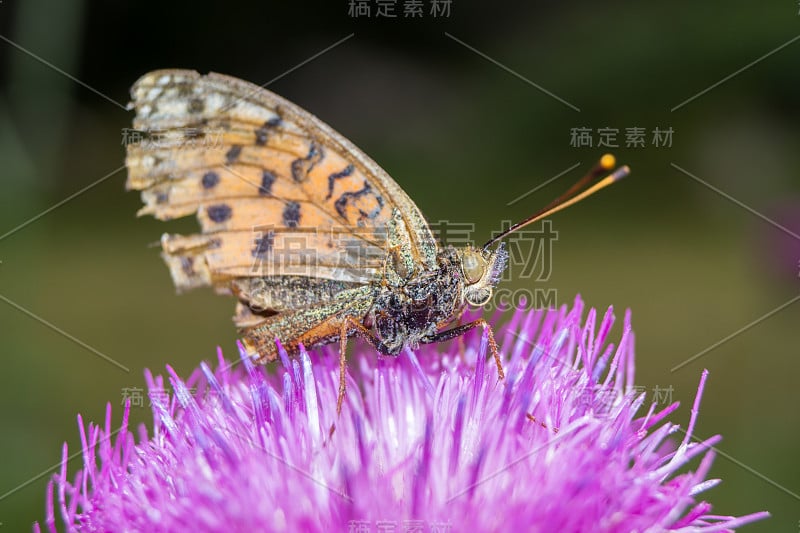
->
{"left": 38, "top": 296, "right": 768, "bottom": 532}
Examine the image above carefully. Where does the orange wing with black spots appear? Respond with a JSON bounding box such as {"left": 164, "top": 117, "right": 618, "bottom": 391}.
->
{"left": 125, "top": 69, "right": 439, "bottom": 297}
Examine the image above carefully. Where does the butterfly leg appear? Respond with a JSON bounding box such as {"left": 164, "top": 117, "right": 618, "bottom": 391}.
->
{"left": 423, "top": 319, "right": 505, "bottom": 380}
{"left": 337, "top": 317, "right": 396, "bottom": 415}
{"left": 337, "top": 321, "right": 351, "bottom": 416}
{"left": 454, "top": 316, "right": 468, "bottom": 366}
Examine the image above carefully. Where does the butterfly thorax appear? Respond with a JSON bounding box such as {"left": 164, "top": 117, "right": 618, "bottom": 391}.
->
{"left": 371, "top": 247, "right": 465, "bottom": 355}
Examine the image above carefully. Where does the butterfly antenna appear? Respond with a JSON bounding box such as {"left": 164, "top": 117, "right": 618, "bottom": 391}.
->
{"left": 482, "top": 154, "right": 630, "bottom": 250}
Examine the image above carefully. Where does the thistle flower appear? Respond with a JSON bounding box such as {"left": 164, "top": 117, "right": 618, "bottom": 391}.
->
{"left": 38, "top": 296, "right": 767, "bottom": 532}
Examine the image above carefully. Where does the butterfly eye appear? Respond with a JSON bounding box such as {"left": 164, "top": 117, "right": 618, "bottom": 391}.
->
{"left": 461, "top": 250, "right": 487, "bottom": 285}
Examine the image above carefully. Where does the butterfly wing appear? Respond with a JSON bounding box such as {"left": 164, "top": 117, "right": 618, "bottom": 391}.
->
{"left": 125, "top": 69, "right": 439, "bottom": 325}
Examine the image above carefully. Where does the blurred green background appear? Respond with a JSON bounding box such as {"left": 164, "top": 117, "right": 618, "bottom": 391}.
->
{"left": 1, "top": 0, "right": 798, "bottom": 530}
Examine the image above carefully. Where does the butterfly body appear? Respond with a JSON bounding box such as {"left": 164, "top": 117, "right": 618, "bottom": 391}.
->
{"left": 239, "top": 221, "right": 506, "bottom": 362}
{"left": 126, "top": 69, "right": 626, "bottom": 413}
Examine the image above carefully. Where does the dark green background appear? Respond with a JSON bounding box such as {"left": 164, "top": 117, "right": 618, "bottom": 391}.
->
{"left": 1, "top": 1, "right": 798, "bottom": 530}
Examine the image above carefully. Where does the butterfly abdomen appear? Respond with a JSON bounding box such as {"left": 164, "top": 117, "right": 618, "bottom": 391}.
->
{"left": 233, "top": 276, "right": 361, "bottom": 317}
{"left": 242, "top": 284, "right": 376, "bottom": 361}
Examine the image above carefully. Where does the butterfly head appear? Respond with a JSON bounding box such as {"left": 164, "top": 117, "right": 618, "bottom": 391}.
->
{"left": 458, "top": 243, "right": 508, "bottom": 307}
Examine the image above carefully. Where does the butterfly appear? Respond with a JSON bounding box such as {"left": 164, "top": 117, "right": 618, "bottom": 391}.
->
{"left": 125, "top": 69, "right": 629, "bottom": 413}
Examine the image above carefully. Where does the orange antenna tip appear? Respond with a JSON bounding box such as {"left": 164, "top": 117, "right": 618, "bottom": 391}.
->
{"left": 600, "top": 153, "right": 616, "bottom": 170}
